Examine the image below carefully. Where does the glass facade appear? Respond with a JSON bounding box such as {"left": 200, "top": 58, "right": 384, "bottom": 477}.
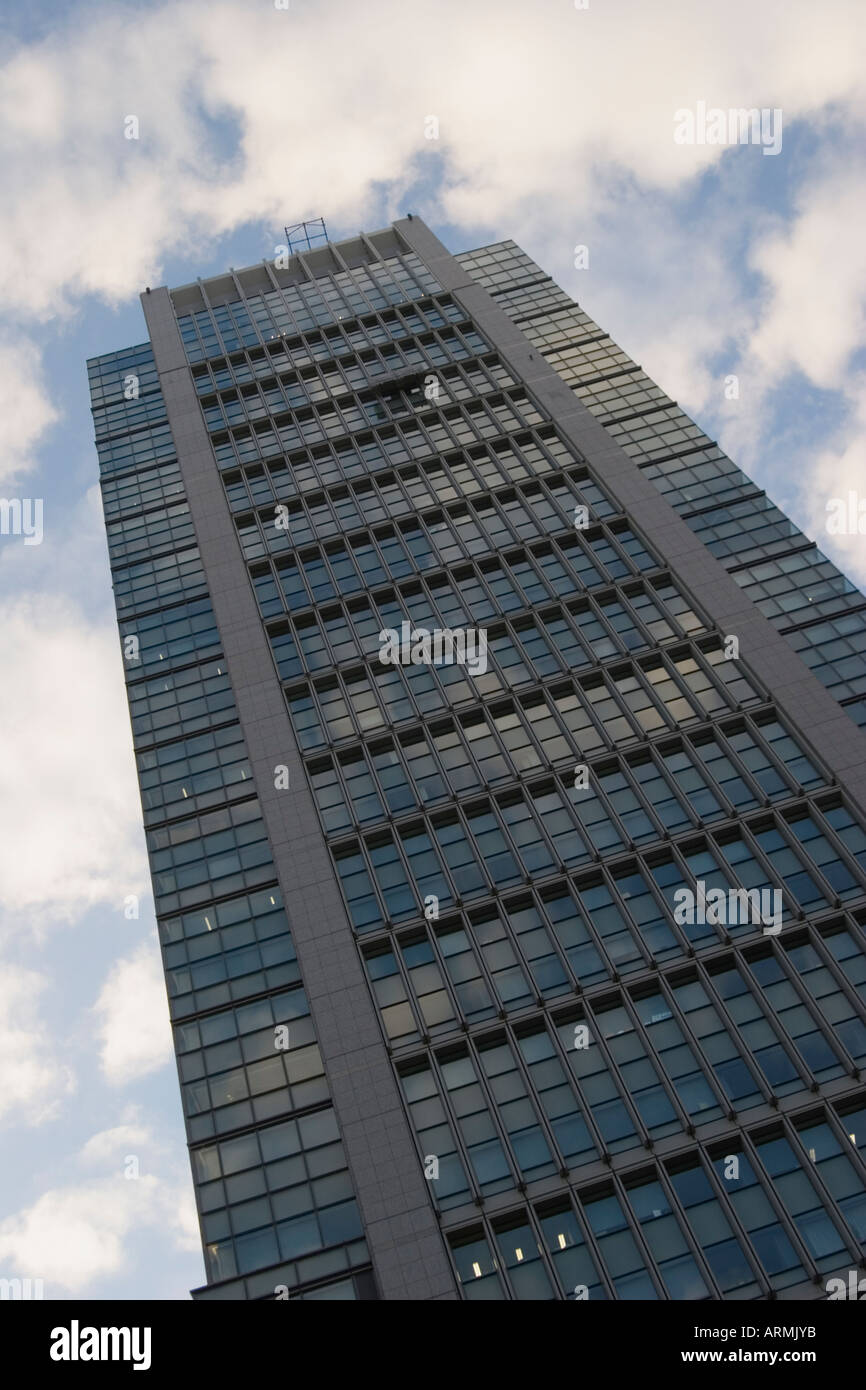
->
{"left": 88, "top": 344, "right": 374, "bottom": 1302}
{"left": 89, "top": 221, "right": 866, "bottom": 1301}
{"left": 456, "top": 240, "right": 866, "bottom": 728}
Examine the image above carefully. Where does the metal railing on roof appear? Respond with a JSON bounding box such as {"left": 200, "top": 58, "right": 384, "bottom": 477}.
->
{"left": 283, "top": 218, "right": 330, "bottom": 255}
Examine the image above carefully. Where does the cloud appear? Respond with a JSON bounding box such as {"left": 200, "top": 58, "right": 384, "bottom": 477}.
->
{"left": 0, "top": 337, "right": 58, "bottom": 489}
{"left": 0, "top": 0, "right": 861, "bottom": 319}
{"left": 681, "top": 145, "right": 866, "bottom": 586}
{"left": 803, "top": 383, "right": 866, "bottom": 578}
{"left": 77, "top": 1115, "right": 153, "bottom": 1167}
{"left": 93, "top": 937, "right": 173, "bottom": 1085}
{"left": 0, "top": 1166, "right": 199, "bottom": 1294}
{"left": 747, "top": 164, "right": 866, "bottom": 389}
{"left": 0, "top": 964, "right": 75, "bottom": 1125}
{"left": 0, "top": 592, "right": 147, "bottom": 928}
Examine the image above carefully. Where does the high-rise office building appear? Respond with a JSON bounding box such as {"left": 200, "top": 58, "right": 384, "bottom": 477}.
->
{"left": 88, "top": 217, "right": 866, "bottom": 1302}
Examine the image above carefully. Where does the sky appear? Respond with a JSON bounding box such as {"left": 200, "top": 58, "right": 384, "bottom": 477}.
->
{"left": 0, "top": 0, "right": 864, "bottom": 1300}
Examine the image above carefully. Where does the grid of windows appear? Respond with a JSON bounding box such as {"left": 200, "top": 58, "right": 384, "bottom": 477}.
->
{"left": 301, "top": 713, "right": 825, "bottom": 845}
{"left": 238, "top": 467, "right": 622, "bottom": 568}
{"left": 458, "top": 241, "right": 866, "bottom": 729}
{"left": 160, "top": 886, "right": 301, "bottom": 1020}
{"left": 446, "top": 1094, "right": 866, "bottom": 1299}
{"left": 89, "top": 340, "right": 374, "bottom": 1301}
{"left": 283, "top": 642, "right": 761, "bottom": 758}
{"left": 191, "top": 1104, "right": 368, "bottom": 1293}
{"left": 197, "top": 320, "right": 498, "bottom": 433}
{"left": 209, "top": 378, "right": 547, "bottom": 473}
{"left": 177, "top": 252, "right": 442, "bottom": 363}
{"left": 374, "top": 918, "right": 866, "bottom": 1187}
{"left": 183, "top": 236, "right": 866, "bottom": 1300}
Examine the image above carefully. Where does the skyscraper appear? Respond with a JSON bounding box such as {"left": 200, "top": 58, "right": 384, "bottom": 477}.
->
{"left": 88, "top": 217, "right": 866, "bottom": 1302}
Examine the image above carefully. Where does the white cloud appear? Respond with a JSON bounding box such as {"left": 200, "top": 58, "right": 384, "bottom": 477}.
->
{"left": 0, "top": 964, "right": 75, "bottom": 1125}
{"left": 747, "top": 168, "right": 866, "bottom": 389}
{"left": 0, "top": 592, "right": 147, "bottom": 928}
{"left": 675, "top": 150, "right": 866, "bottom": 585}
{"left": 77, "top": 1115, "right": 153, "bottom": 1167}
{"left": 0, "top": 337, "right": 58, "bottom": 489}
{"left": 93, "top": 937, "right": 173, "bottom": 1085}
{"left": 802, "top": 383, "right": 866, "bottom": 578}
{"left": 0, "top": 1170, "right": 199, "bottom": 1294}
{"left": 0, "top": 0, "right": 861, "bottom": 321}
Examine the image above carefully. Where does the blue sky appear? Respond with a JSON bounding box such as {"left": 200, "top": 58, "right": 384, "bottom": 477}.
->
{"left": 0, "top": 0, "right": 863, "bottom": 1299}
